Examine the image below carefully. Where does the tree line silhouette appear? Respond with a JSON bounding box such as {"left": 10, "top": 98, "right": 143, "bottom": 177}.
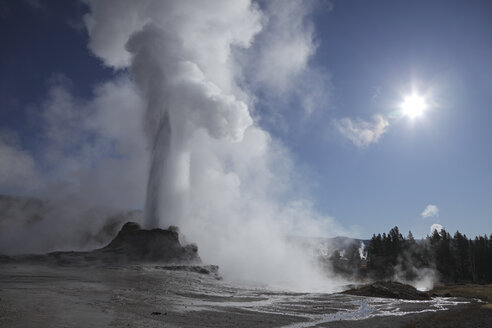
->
{"left": 327, "top": 226, "right": 492, "bottom": 283}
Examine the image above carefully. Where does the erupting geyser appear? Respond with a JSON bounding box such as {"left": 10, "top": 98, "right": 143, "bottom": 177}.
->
{"left": 143, "top": 111, "right": 171, "bottom": 229}
{"left": 83, "top": 0, "right": 342, "bottom": 290}
{"left": 123, "top": 13, "right": 254, "bottom": 229}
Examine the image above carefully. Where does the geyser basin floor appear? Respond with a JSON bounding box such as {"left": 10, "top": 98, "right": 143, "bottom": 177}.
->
{"left": 0, "top": 264, "right": 487, "bottom": 328}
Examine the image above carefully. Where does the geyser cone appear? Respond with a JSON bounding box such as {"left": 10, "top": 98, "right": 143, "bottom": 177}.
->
{"left": 100, "top": 221, "right": 201, "bottom": 263}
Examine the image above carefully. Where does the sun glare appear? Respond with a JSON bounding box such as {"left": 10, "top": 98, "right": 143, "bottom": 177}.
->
{"left": 401, "top": 94, "right": 427, "bottom": 119}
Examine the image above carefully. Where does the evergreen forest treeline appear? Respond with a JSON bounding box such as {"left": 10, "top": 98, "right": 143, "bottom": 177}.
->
{"left": 326, "top": 226, "right": 492, "bottom": 283}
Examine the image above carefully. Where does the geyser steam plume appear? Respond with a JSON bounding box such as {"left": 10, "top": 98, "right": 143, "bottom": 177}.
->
{"left": 84, "top": 0, "right": 345, "bottom": 290}
{"left": 123, "top": 19, "right": 253, "bottom": 229}
{"left": 144, "top": 110, "right": 170, "bottom": 228}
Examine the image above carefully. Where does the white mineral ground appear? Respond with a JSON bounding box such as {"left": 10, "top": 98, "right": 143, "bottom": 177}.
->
{"left": 0, "top": 264, "right": 476, "bottom": 328}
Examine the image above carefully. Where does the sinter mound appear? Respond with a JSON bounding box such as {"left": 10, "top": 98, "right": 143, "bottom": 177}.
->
{"left": 96, "top": 222, "right": 200, "bottom": 263}
{"left": 342, "top": 281, "right": 431, "bottom": 300}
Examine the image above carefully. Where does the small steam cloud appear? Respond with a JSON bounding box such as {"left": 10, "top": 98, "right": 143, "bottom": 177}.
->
{"left": 335, "top": 114, "right": 389, "bottom": 148}
{"left": 358, "top": 241, "right": 367, "bottom": 260}
{"left": 0, "top": 130, "right": 40, "bottom": 193}
{"left": 392, "top": 237, "right": 440, "bottom": 292}
{"left": 421, "top": 204, "right": 439, "bottom": 219}
{"left": 394, "top": 264, "right": 439, "bottom": 292}
{"left": 430, "top": 223, "right": 443, "bottom": 234}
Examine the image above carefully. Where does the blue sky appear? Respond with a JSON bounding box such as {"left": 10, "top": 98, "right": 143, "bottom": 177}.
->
{"left": 1, "top": 0, "right": 491, "bottom": 239}
{"left": 269, "top": 0, "right": 492, "bottom": 238}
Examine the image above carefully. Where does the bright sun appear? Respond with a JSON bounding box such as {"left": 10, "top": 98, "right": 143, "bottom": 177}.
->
{"left": 401, "top": 94, "right": 427, "bottom": 118}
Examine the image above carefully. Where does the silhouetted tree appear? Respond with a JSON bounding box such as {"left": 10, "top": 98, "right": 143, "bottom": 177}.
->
{"left": 453, "top": 231, "right": 471, "bottom": 281}
{"left": 330, "top": 226, "right": 492, "bottom": 283}
{"left": 434, "top": 229, "right": 454, "bottom": 281}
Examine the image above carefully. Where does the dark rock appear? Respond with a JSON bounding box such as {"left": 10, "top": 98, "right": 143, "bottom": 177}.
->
{"left": 154, "top": 264, "right": 221, "bottom": 278}
{"left": 342, "top": 281, "right": 431, "bottom": 300}
{"left": 444, "top": 292, "right": 453, "bottom": 297}
{"left": 151, "top": 311, "right": 162, "bottom": 315}
{"left": 168, "top": 225, "right": 179, "bottom": 233}
{"left": 184, "top": 243, "right": 198, "bottom": 254}
{"left": 120, "top": 221, "right": 140, "bottom": 232}
{"left": 96, "top": 221, "right": 201, "bottom": 263}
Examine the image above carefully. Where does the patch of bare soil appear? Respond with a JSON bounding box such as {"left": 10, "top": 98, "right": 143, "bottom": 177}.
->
{"left": 403, "top": 302, "right": 492, "bottom": 328}
{"left": 430, "top": 284, "right": 492, "bottom": 302}
{"left": 342, "top": 281, "right": 431, "bottom": 300}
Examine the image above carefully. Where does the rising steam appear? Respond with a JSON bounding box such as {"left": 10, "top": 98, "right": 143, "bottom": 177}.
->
{"left": 86, "top": 0, "right": 259, "bottom": 229}
{"left": 0, "top": 0, "right": 348, "bottom": 291}
{"left": 81, "top": 0, "right": 348, "bottom": 290}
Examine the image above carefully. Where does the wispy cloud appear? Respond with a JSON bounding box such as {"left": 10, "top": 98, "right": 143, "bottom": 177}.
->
{"left": 335, "top": 114, "right": 389, "bottom": 148}
{"left": 421, "top": 204, "right": 439, "bottom": 219}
